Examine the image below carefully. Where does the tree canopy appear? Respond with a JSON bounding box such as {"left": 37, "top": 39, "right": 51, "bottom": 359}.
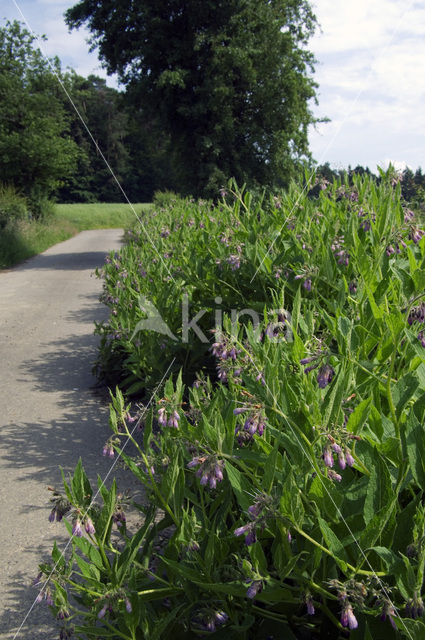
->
{"left": 0, "top": 21, "right": 78, "bottom": 215}
{"left": 66, "top": 0, "right": 319, "bottom": 196}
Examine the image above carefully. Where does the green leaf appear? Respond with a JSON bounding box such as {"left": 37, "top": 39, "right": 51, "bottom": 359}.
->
{"left": 318, "top": 517, "right": 348, "bottom": 573}
{"left": 263, "top": 439, "right": 279, "bottom": 492}
{"left": 359, "top": 499, "right": 397, "bottom": 551}
{"left": 413, "top": 269, "right": 425, "bottom": 292}
{"left": 346, "top": 398, "right": 371, "bottom": 434}
{"left": 364, "top": 282, "right": 383, "bottom": 320}
{"left": 322, "top": 363, "right": 349, "bottom": 428}
{"left": 116, "top": 505, "right": 156, "bottom": 583}
{"left": 393, "top": 372, "right": 419, "bottom": 418}
{"left": 402, "top": 412, "right": 425, "bottom": 486}
{"left": 224, "top": 460, "right": 253, "bottom": 512}
{"left": 363, "top": 454, "right": 393, "bottom": 525}
{"left": 249, "top": 541, "right": 268, "bottom": 574}
{"left": 71, "top": 458, "right": 92, "bottom": 505}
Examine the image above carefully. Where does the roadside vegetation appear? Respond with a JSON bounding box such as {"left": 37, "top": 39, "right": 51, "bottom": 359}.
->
{"left": 39, "top": 171, "right": 425, "bottom": 639}
{"left": 0, "top": 200, "right": 148, "bottom": 270}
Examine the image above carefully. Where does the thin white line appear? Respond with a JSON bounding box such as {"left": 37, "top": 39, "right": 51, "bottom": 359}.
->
{"left": 250, "top": 0, "right": 418, "bottom": 284}
{"left": 10, "top": 0, "right": 175, "bottom": 283}
{"left": 12, "top": 358, "right": 176, "bottom": 639}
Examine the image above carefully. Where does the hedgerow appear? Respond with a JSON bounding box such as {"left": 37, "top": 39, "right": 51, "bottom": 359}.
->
{"left": 38, "top": 172, "right": 425, "bottom": 639}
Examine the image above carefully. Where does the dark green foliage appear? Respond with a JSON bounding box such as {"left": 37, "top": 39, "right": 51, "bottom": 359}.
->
{"left": 0, "top": 183, "right": 28, "bottom": 228}
{"left": 0, "top": 21, "right": 78, "bottom": 217}
{"left": 66, "top": 0, "right": 319, "bottom": 197}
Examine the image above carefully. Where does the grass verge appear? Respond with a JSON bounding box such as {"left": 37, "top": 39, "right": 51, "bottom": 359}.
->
{"left": 0, "top": 202, "right": 150, "bottom": 270}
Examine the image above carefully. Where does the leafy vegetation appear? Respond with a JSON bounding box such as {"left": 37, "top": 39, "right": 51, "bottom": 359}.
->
{"left": 65, "top": 0, "right": 320, "bottom": 197}
{"left": 39, "top": 172, "right": 425, "bottom": 638}
{"left": 0, "top": 21, "right": 78, "bottom": 216}
{"left": 0, "top": 203, "right": 148, "bottom": 270}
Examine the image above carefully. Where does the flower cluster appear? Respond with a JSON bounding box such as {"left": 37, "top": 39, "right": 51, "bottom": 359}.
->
{"left": 405, "top": 593, "right": 424, "bottom": 619}
{"left": 410, "top": 227, "right": 425, "bottom": 244}
{"left": 210, "top": 330, "right": 243, "bottom": 383}
{"left": 322, "top": 438, "right": 355, "bottom": 472}
{"left": 187, "top": 455, "right": 224, "bottom": 489}
{"left": 234, "top": 494, "right": 272, "bottom": 545}
{"left": 331, "top": 235, "right": 349, "bottom": 266}
{"left": 73, "top": 512, "right": 94, "bottom": 536}
{"left": 295, "top": 273, "right": 312, "bottom": 291}
{"left": 408, "top": 302, "right": 425, "bottom": 325}
{"left": 234, "top": 405, "right": 266, "bottom": 442}
{"left": 357, "top": 207, "right": 376, "bottom": 231}
{"left": 48, "top": 487, "right": 71, "bottom": 523}
{"left": 302, "top": 353, "right": 335, "bottom": 389}
{"left": 192, "top": 608, "right": 228, "bottom": 633}
{"left": 407, "top": 301, "right": 425, "bottom": 348}
{"left": 157, "top": 404, "right": 180, "bottom": 428}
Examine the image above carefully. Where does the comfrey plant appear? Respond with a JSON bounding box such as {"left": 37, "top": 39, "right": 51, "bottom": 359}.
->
{"left": 39, "top": 172, "right": 425, "bottom": 638}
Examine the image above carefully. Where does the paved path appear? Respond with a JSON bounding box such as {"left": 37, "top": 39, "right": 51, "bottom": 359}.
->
{"left": 0, "top": 230, "right": 125, "bottom": 639}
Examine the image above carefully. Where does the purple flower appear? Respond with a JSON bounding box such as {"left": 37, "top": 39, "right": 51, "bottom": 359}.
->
{"left": 72, "top": 519, "right": 83, "bottom": 537}
{"left": 248, "top": 502, "right": 262, "bottom": 518}
{"left": 303, "top": 278, "right": 312, "bottom": 292}
{"left": 214, "top": 464, "right": 224, "bottom": 482}
{"left": 125, "top": 598, "right": 132, "bottom": 613}
{"left": 337, "top": 450, "right": 346, "bottom": 470}
{"left": 234, "top": 522, "right": 256, "bottom": 545}
{"left": 157, "top": 407, "right": 167, "bottom": 426}
{"left": 418, "top": 331, "right": 425, "bottom": 348}
{"left": 306, "top": 594, "right": 315, "bottom": 615}
{"left": 103, "top": 443, "right": 114, "bottom": 458}
{"left": 328, "top": 469, "right": 342, "bottom": 482}
{"left": 349, "top": 281, "right": 357, "bottom": 294}
{"left": 380, "top": 603, "right": 397, "bottom": 630}
{"left": 411, "top": 228, "right": 425, "bottom": 244}
{"left": 345, "top": 449, "right": 355, "bottom": 467}
{"left": 214, "top": 610, "right": 228, "bottom": 625}
{"left": 246, "top": 580, "right": 263, "bottom": 599}
{"left": 84, "top": 517, "right": 95, "bottom": 535}
{"left": 406, "top": 595, "right": 424, "bottom": 618}
{"left": 317, "top": 364, "right": 335, "bottom": 388}
{"left": 48, "top": 509, "right": 56, "bottom": 523}
{"left": 217, "top": 367, "right": 228, "bottom": 382}
{"left": 341, "top": 603, "right": 358, "bottom": 629}
{"left": 323, "top": 446, "right": 334, "bottom": 468}
{"left": 233, "top": 407, "right": 249, "bottom": 415}
{"left": 98, "top": 604, "right": 108, "bottom": 619}
{"left": 167, "top": 410, "right": 180, "bottom": 428}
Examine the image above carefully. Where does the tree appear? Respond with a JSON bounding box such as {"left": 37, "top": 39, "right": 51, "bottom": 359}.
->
{"left": 57, "top": 73, "right": 131, "bottom": 202}
{"left": 65, "top": 0, "right": 319, "bottom": 196}
{"left": 0, "top": 21, "right": 78, "bottom": 216}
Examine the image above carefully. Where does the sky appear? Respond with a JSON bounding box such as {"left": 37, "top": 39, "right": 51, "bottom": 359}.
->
{"left": 1, "top": 0, "right": 425, "bottom": 174}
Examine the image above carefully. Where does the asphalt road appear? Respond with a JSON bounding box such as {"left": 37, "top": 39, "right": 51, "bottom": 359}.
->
{"left": 0, "top": 229, "right": 126, "bottom": 639}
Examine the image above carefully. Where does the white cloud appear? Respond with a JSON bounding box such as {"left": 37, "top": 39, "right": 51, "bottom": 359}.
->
{"left": 309, "top": 0, "right": 425, "bottom": 169}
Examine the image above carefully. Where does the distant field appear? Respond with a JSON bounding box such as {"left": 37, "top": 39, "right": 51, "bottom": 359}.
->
{"left": 0, "top": 202, "right": 151, "bottom": 270}
{"left": 55, "top": 202, "right": 151, "bottom": 231}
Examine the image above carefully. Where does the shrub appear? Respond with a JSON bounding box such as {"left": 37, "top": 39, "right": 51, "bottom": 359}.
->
{"left": 38, "top": 172, "right": 425, "bottom": 638}
{"left": 0, "top": 183, "right": 28, "bottom": 228}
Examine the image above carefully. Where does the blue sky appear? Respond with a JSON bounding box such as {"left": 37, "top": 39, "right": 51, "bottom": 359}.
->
{"left": 2, "top": 0, "right": 425, "bottom": 173}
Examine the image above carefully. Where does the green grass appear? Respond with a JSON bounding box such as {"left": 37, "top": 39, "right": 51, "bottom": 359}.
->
{"left": 55, "top": 202, "right": 150, "bottom": 231}
{"left": 0, "top": 202, "right": 150, "bottom": 270}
